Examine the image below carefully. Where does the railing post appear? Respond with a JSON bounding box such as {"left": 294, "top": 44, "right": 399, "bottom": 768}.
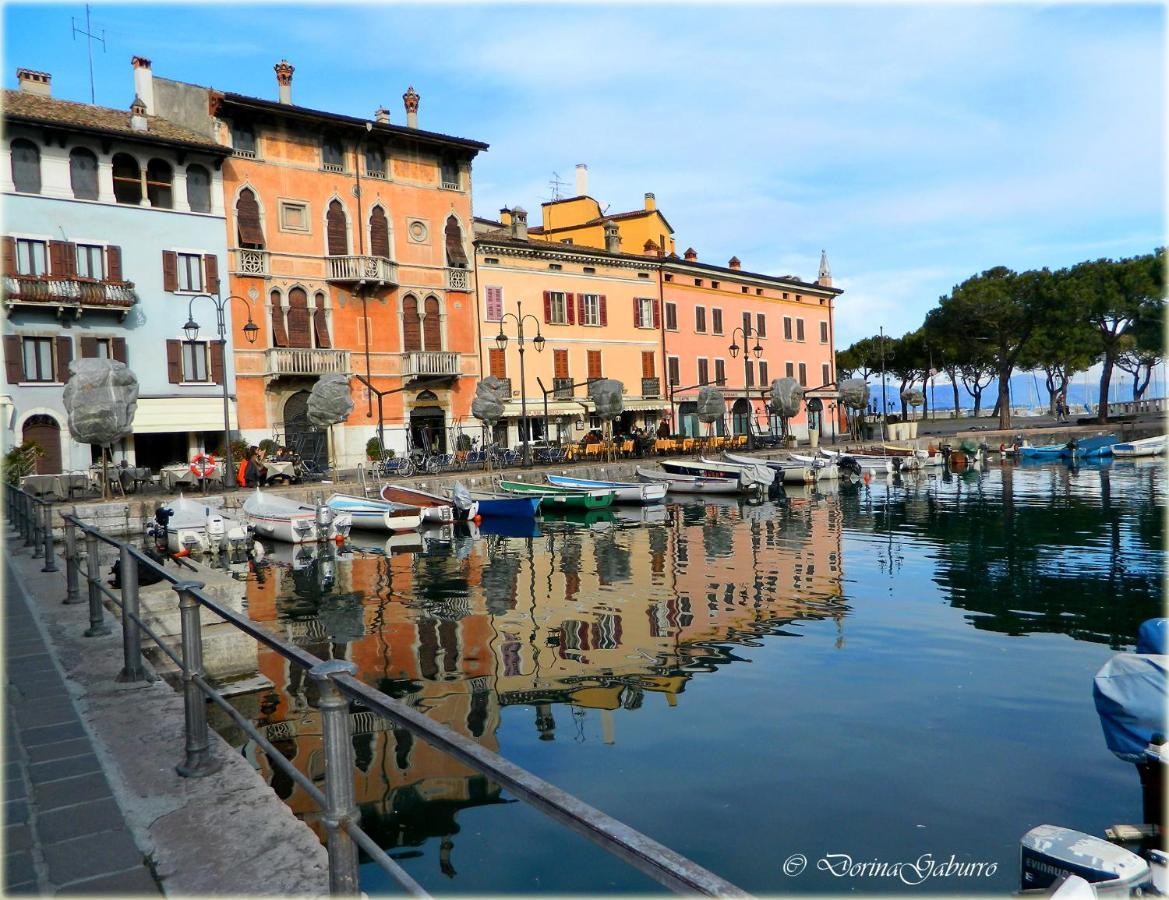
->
{"left": 62, "top": 518, "right": 83, "bottom": 605}
{"left": 83, "top": 530, "right": 111, "bottom": 636}
{"left": 173, "top": 580, "right": 222, "bottom": 778}
{"left": 309, "top": 659, "right": 360, "bottom": 895}
{"left": 23, "top": 493, "right": 36, "bottom": 547}
{"left": 30, "top": 499, "right": 44, "bottom": 559}
{"left": 40, "top": 502, "right": 58, "bottom": 573}
{"left": 116, "top": 544, "right": 146, "bottom": 682}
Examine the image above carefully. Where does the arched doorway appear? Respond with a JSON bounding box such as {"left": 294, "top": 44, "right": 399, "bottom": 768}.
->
{"left": 410, "top": 399, "right": 446, "bottom": 454}
{"left": 282, "top": 391, "right": 327, "bottom": 471}
{"left": 731, "top": 398, "right": 751, "bottom": 436}
{"left": 22, "top": 415, "right": 62, "bottom": 474}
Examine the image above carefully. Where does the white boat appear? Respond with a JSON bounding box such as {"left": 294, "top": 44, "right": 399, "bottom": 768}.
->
{"left": 164, "top": 494, "right": 227, "bottom": 554}
{"left": 700, "top": 455, "right": 777, "bottom": 487}
{"left": 243, "top": 488, "right": 352, "bottom": 544}
{"left": 801, "top": 450, "right": 895, "bottom": 474}
{"left": 325, "top": 493, "right": 424, "bottom": 533}
{"left": 723, "top": 451, "right": 821, "bottom": 484}
{"left": 379, "top": 485, "right": 470, "bottom": 523}
{"left": 635, "top": 466, "right": 744, "bottom": 495}
{"left": 659, "top": 458, "right": 767, "bottom": 490}
{"left": 1112, "top": 435, "right": 1167, "bottom": 458}
{"left": 545, "top": 474, "right": 667, "bottom": 504}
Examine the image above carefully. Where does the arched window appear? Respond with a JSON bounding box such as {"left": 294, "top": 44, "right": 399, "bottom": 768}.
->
{"left": 11, "top": 139, "right": 42, "bottom": 194}
{"left": 369, "top": 206, "right": 390, "bottom": 258}
{"left": 69, "top": 147, "right": 98, "bottom": 200}
{"left": 235, "top": 187, "right": 264, "bottom": 248}
{"left": 326, "top": 200, "right": 348, "bottom": 256}
{"left": 364, "top": 144, "right": 385, "bottom": 178}
{"left": 146, "top": 159, "right": 173, "bottom": 208}
{"left": 287, "top": 287, "right": 311, "bottom": 348}
{"left": 112, "top": 153, "right": 142, "bottom": 204}
{"left": 444, "top": 215, "right": 468, "bottom": 268}
{"left": 313, "top": 291, "right": 331, "bottom": 348}
{"left": 402, "top": 295, "right": 421, "bottom": 352}
{"left": 321, "top": 134, "right": 344, "bottom": 170}
{"left": 186, "top": 164, "right": 211, "bottom": 213}
{"left": 423, "top": 296, "right": 441, "bottom": 351}
{"left": 269, "top": 289, "right": 287, "bottom": 347}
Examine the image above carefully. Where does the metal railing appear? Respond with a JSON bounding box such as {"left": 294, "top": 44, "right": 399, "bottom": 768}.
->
{"left": 4, "top": 275, "right": 139, "bottom": 309}
{"left": 4, "top": 484, "right": 747, "bottom": 898}
{"left": 326, "top": 255, "right": 398, "bottom": 286}
{"left": 553, "top": 377, "right": 574, "bottom": 399}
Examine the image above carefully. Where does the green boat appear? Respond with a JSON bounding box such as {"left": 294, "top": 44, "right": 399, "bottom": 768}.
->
{"left": 498, "top": 480, "right": 615, "bottom": 510}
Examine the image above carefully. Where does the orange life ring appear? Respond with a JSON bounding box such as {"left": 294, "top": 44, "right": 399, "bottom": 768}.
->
{"left": 190, "top": 453, "right": 217, "bottom": 477}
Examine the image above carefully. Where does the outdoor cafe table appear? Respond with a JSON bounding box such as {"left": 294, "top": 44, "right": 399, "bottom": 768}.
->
{"left": 21, "top": 472, "right": 93, "bottom": 499}
{"left": 159, "top": 461, "right": 224, "bottom": 491}
{"left": 265, "top": 460, "right": 297, "bottom": 483}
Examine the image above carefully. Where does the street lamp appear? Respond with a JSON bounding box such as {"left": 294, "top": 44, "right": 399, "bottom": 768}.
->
{"left": 183, "top": 293, "right": 259, "bottom": 491}
{"left": 495, "top": 300, "right": 545, "bottom": 467}
{"left": 729, "top": 324, "right": 764, "bottom": 442}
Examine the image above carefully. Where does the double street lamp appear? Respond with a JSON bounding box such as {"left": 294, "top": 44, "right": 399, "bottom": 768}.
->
{"left": 728, "top": 324, "right": 764, "bottom": 440}
{"left": 494, "top": 300, "right": 545, "bottom": 467}
{"left": 182, "top": 294, "right": 259, "bottom": 490}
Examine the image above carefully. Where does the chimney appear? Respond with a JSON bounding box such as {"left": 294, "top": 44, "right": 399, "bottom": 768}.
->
{"left": 643, "top": 239, "right": 660, "bottom": 258}
{"left": 16, "top": 69, "right": 51, "bottom": 97}
{"left": 499, "top": 208, "right": 513, "bottom": 228}
{"left": 603, "top": 220, "right": 621, "bottom": 254}
{"left": 129, "top": 96, "right": 148, "bottom": 132}
{"left": 274, "top": 59, "right": 294, "bottom": 104}
{"left": 511, "top": 206, "right": 528, "bottom": 241}
{"left": 684, "top": 247, "right": 697, "bottom": 262}
{"left": 403, "top": 86, "right": 420, "bottom": 128}
{"left": 575, "top": 163, "right": 588, "bottom": 196}
{"left": 131, "top": 56, "right": 154, "bottom": 114}
{"left": 644, "top": 192, "right": 656, "bottom": 211}
{"left": 817, "top": 249, "right": 833, "bottom": 287}
{"left": 374, "top": 106, "right": 390, "bottom": 124}
{"left": 729, "top": 256, "right": 741, "bottom": 270}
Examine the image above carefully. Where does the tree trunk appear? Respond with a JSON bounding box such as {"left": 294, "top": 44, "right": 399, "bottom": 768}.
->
{"left": 1044, "top": 369, "right": 1058, "bottom": 417}
{"left": 996, "top": 363, "right": 1012, "bottom": 429}
{"left": 1135, "top": 363, "right": 1152, "bottom": 401}
{"left": 1097, "top": 353, "right": 1114, "bottom": 423}
{"left": 971, "top": 388, "right": 982, "bottom": 418}
{"left": 951, "top": 379, "right": 960, "bottom": 418}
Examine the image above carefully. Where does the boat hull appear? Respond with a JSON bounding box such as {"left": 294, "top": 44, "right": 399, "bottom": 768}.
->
{"left": 379, "top": 485, "right": 465, "bottom": 523}
{"left": 1113, "top": 435, "right": 1167, "bottom": 458}
{"left": 498, "top": 481, "right": 615, "bottom": 510}
{"left": 660, "top": 459, "right": 762, "bottom": 489}
{"left": 635, "top": 467, "right": 743, "bottom": 495}
{"left": 544, "top": 475, "right": 666, "bottom": 504}
{"left": 243, "top": 489, "right": 351, "bottom": 543}
{"left": 470, "top": 494, "right": 542, "bottom": 519}
{"left": 326, "top": 494, "right": 424, "bottom": 533}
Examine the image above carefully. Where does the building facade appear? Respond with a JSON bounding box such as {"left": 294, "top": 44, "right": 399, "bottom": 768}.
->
{"left": 1, "top": 67, "right": 232, "bottom": 473}
{"left": 148, "top": 60, "right": 487, "bottom": 466}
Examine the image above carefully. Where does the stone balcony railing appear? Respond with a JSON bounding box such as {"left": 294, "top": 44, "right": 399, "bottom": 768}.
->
{"left": 641, "top": 377, "right": 662, "bottom": 398}
{"left": 553, "top": 378, "right": 574, "bottom": 399}
{"left": 265, "top": 347, "right": 351, "bottom": 378}
{"left": 231, "top": 248, "right": 270, "bottom": 277}
{"left": 3, "top": 275, "right": 138, "bottom": 316}
{"left": 402, "top": 350, "right": 461, "bottom": 378}
{"left": 446, "top": 268, "right": 470, "bottom": 291}
{"left": 326, "top": 255, "right": 398, "bottom": 287}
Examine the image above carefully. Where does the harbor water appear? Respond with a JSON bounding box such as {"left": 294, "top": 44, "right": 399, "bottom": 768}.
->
{"left": 217, "top": 458, "right": 1165, "bottom": 894}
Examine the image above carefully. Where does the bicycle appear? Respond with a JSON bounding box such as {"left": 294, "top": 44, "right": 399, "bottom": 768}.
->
{"left": 377, "top": 452, "right": 415, "bottom": 479}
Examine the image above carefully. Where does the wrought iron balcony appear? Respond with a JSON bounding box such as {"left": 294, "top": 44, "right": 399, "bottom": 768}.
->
{"left": 231, "top": 248, "right": 270, "bottom": 277}
{"left": 3, "top": 275, "right": 138, "bottom": 319}
{"left": 446, "top": 268, "right": 470, "bottom": 291}
{"left": 553, "top": 378, "right": 574, "bottom": 400}
{"left": 641, "top": 377, "right": 662, "bottom": 398}
{"left": 326, "top": 255, "right": 398, "bottom": 287}
{"left": 265, "top": 347, "right": 351, "bottom": 378}
{"left": 494, "top": 377, "right": 512, "bottom": 396}
{"left": 402, "top": 350, "right": 461, "bottom": 378}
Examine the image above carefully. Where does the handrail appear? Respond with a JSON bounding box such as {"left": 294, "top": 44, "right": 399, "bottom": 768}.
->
{"left": 5, "top": 488, "right": 748, "bottom": 897}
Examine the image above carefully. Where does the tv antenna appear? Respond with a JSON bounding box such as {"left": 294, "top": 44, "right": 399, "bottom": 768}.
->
{"left": 71, "top": 5, "right": 106, "bottom": 104}
{"left": 547, "top": 171, "right": 570, "bottom": 201}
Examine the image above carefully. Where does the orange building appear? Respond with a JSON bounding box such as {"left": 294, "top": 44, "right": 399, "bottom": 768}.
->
{"left": 149, "top": 60, "right": 487, "bottom": 466}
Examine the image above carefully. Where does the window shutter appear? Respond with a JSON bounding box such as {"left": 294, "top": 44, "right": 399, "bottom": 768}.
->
{"left": 162, "top": 251, "right": 178, "bottom": 291}
{"left": 402, "top": 298, "right": 422, "bottom": 352}
{"left": 489, "top": 348, "right": 506, "bottom": 378}
{"left": 759, "top": 362, "right": 768, "bottom": 385}
{"left": 554, "top": 349, "right": 569, "bottom": 379}
{"left": 80, "top": 336, "right": 97, "bottom": 358}
{"left": 210, "top": 341, "right": 226, "bottom": 384}
{"left": 444, "top": 216, "right": 468, "bottom": 268}
{"left": 422, "top": 297, "right": 441, "bottom": 351}
{"left": 236, "top": 189, "right": 265, "bottom": 247}
{"left": 642, "top": 351, "right": 655, "bottom": 378}
{"left": 4, "top": 335, "right": 22, "bottom": 384}
{"left": 486, "top": 286, "right": 502, "bottom": 321}
{"left": 166, "top": 340, "right": 182, "bottom": 383}
{"left": 370, "top": 207, "right": 391, "bottom": 259}
{"left": 106, "top": 246, "right": 123, "bottom": 282}
{"left": 1, "top": 237, "right": 15, "bottom": 277}
{"left": 204, "top": 254, "right": 220, "bottom": 294}
{"left": 112, "top": 337, "right": 127, "bottom": 363}
{"left": 313, "top": 308, "right": 331, "bottom": 349}
{"left": 757, "top": 314, "right": 766, "bottom": 337}
{"left": 652, "top": 299, "right": 661, "bottom": 329}
{"left": 270, "top": 304, "right": 288, "bottom": 348}
{"left": 326, "top": 200, "right": 348, "bottom": 256}
{"left": 543, "top": 290, "right": 552, "bottom": 324}
{"left": 576, "top": 293, "right": 585, "bottom": 324}
{"left": 633, "top": 297, "right": 642, "bottom": 328}
{"left": 54, "top": 336, "right": 72, "bottom": 382}
{"left": 565, "top": 292, "right": 575, "bottom": 326}
{"left": 49, "top": 241, "right": 75, "bottom": 277}
{"left": 599, "top": 295, "right": 607, "bottom": 327}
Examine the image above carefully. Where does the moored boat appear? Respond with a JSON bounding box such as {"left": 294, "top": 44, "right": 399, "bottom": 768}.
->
{"left": 325, "top": 493, "right": 424, "bottom": 533}
{"left": 243, "top": 488, "right": 351, "bottom": 544}
{"left": 468, "top": 492, "right": 542, "bottom": 519}
{"left": 1113, "top": 434, "right": 1168, "bottom": 458}
{"left": 635, "top": 466, "right": 744, "bottom": 495}
{"left": 724, "top": 451, "right": 822, "bottom": 483}
{"left": 701, "top": 454, "right": 777, "bottom": 487}
{"left": 660, "top": 458, "right": 766, "bottom": 490}
{"left": 1071, "top": 433, "right": 1119, "bottom": 459}
{"left": 379, "top": 485, "right": 471, "bottom": 523}
{"left": 795, "top": 451, "right": 894, "bottom": 475}
{"left": 544, "top": 474, "right": 666, "bottom": 504}
{"left": 164, "top": 494, "right": 227, "bottom": 554}
{"left": 498, "top": 480, "right": 615, "bottom": 510}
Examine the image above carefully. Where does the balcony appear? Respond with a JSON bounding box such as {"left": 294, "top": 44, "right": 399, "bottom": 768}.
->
{"left": 326, "top": 255, "right": 398, "bottom": 287}
{"left": 446, "top": 268, "right": 470, "bottom": 291}
{"left": 3, "top": 275, "right": 138, "bottom": 319}
{"left": 402, "top": 350, "right": 461, "bottom": 379}
{"left": 553, "top": 378, "right": 574, "bottom": 400}
{"left": 265, "top": 347, "right": 351, "bottom": 378}
{"left": 494, "top": 378, "right": 512, "bottom": 397}
{"left": 642, "top": 377, "right": 662, "bottom": 398}
{"left": 231, "top": 248, "right": 270, "bottom": 277}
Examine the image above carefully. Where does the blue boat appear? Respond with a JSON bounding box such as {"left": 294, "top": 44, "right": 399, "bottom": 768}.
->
{"left": 468, "top": 492, "right": 542, "bottom": 519}
{"left": 1070, "top": 434, "right": 1118, "bottom": 459}
{"left": 1017, "top": 443, "right": 1068, "bottom": 460}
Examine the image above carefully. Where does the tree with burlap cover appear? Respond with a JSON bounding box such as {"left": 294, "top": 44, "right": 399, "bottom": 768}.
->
{"left": 471, "top": 376, "right": 510, "bottom": 471}
{"left": 62, "top": 359, "right": 139, "bottom": 498}
{"left": 769, "top": 378, "right": 804, "bottom": 439}
{"left": 588, "top": 379, "right": 624, "bottom": 461}
{"left": 308, "top": 374, "right": 354, "bottom": 477}
{"left": 696, "top": 386, "right": 725, "bottom": 438}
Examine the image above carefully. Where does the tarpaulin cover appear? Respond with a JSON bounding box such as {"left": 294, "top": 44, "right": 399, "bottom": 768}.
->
{"left": 959, "top": 438, "right": 980, "bottom": 454}
{"left": 62, "top": 358, "right": 139, "bottom": 446}
{"left": 307, "top": 374, "right": 354, "bottom": 427}
{"left": 1093, "top": 651, "right": 1167, "bottom": 763}
{"left": 769, "top": 378, "right": 804, "bottom": 417}
{"left": 472, "top": 376, "right": 510, "bottom": 425}
{"left": 588, "top": 378, "right": 625, "bottom": 418}
{"left": 839, "top": 378, "right": 869, "bottom": 410}
{"left": 1138, "top": 618, "right": 1167, "bottom": 655}
{"left": 901, "top": 387, "right": 925, "bottom": 407}
{"left": 696, "top": 386, "right": 725, "bottom": 423}
{"left": 450, "top": 481, "right": 474, "bottom": 513}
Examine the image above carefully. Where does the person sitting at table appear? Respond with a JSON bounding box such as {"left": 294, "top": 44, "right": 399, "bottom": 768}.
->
{"left": 582, "top": 429, "right": 602, "bottom": 446}
{"left": 656, "top": 419, "right": 671, "bottom": 440}
{"left": 238, "top": 446, "right": 256, "bottom": 487}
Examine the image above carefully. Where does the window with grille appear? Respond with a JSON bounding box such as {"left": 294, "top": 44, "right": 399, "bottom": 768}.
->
{"left": 186, "top": 165, "right": 211, "bottom": 213}
{"left": 69, "top": 148, "right": 98, "bottom": 200}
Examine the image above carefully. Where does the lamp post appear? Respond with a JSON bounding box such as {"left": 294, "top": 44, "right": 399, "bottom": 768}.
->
{"left": 495, "top": 300, "right": 545, "bottom": 467}
{"left": 728, "top": 324, "right": 764, "bottom": 441}
{"left": 182, "top": 294, "right": 259, "bottom": 490}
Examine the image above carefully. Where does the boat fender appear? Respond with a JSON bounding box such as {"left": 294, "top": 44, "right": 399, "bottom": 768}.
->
{"left": 472, "top": 514, "right": 483, "bottom": 524}
{"left": 334, "top": 533, "right": 345, "bottom": 544}
{"left": 174, "top": 548, "right": 191, "bottom": 558}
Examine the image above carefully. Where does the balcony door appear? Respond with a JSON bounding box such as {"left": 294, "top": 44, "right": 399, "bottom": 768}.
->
{"left": 22, "top": 414, "right": 61, "bottom": 474}
{"left": 410, "top": 401, "right": 446, "bottom": 454}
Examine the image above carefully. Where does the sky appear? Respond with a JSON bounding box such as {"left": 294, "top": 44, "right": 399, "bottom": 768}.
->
{"left": 3, "top": 2, "right": 1165, "bottom": 349}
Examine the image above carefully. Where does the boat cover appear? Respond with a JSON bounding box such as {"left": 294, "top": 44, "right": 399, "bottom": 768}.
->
{"left": 1093, "top": 649, "right": 1167, "bottom": 763}
{"left": 1139, "top": 618, "right": 1167, "bottom": 655}
{"left": 451, "top": 481, "right": 474, "bottom": 512}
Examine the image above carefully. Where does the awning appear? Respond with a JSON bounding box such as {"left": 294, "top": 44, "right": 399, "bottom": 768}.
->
{"left": 622, "top": 399, "right": 670, "bottom": 411}
{"left": 502, "top": 398, "right": 669, "bottom": 416}
{"left": 133, "top": 397, "right": 237, "bottom": 434}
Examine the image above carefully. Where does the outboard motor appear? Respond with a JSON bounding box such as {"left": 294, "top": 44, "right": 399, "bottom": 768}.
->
{"left": 837, "top": 456, "right": 863, "bottom": 478}
{"left": 1020, "top": 825, "right": 1150, "bottom": 894}
{"left": 147, "top": 505, "right": 174, "bottom": 551}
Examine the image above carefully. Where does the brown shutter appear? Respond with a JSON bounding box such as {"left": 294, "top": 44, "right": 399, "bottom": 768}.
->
{"left": 642, "top": 351, "right": 655, "bottom": 378}
{"left": 210, "top": 341, "right": 225, "bottom": 384}
{"left": 49, "top": 241, "right": 72, "bottom": 277}
{"left": 54, "top": 336, "right": 72, "bottom": 382}
{"left": 444, "top": 216, "right": 468, "bottom": 267}
{"left": 599, "top": 295, "right": 607, "bottom": 327}
{"left": 576, "top": 294, "right": 585, "bottom": 324}
{"left": 1, "top": 237, "right": 15, "bottom": 276}
{"left": 633, "top": 297, "right": 642, "bottom": 328}
{"left": 80, "top": 336, "right": 98, "bottom": 358}
{"left": 402, "top": 297, "right": 421, "bottom": 352}
{"left": 588, "top": 350, "right": 602, "bottom": 380}
{"left": 106, "top": 246, "right": 123, "bottom": 282}
{"left": 370, "top": 207, "right": 390, "bottom": 258}
{"left": 423, "top": 297, "right": 441, "bottom": 351}
{"left": 543, "top": 290, "right": 552, "bottom": 324}
{"left": 554, "top": 349, "right": 569, "bottom": 379}
{"left": 162, "top": 251, "right": 178, "bottom": 291}
{"left": 166, "top": 340, "right": 181, "bottom": 383}
{"left": 270, "top": 297, "right": 288, "bottom": 348}
{"left": 326, "top": 200, "right": 348, "bottom": 256}
{"left": 565, "top": 292, "right": 575, "bottom": 326}
{"left": 236, "top": 189, "right": 265, "bottom": 247}
{"left": 287, "top": 288, "right": 311, "bottom": 348}
{"left": 652, "top": 299, "right": 661, "bottom": 329}
{"left": 112, "top": 337, "right": 127, "bottom": 363}
{"left": 489, "top": 348, "right": 506, "bottom": 378}
{"left": 314, "top": 308, "right": 332, "bottom": 349}
{"left": 204, "top": 254, "right": 220, "bottom": 294}
{"left": 61, "top": 243, "right": 76, "bottom": 277}
{"left": 4, "top": 335, "right": 22, "bottom": 384}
